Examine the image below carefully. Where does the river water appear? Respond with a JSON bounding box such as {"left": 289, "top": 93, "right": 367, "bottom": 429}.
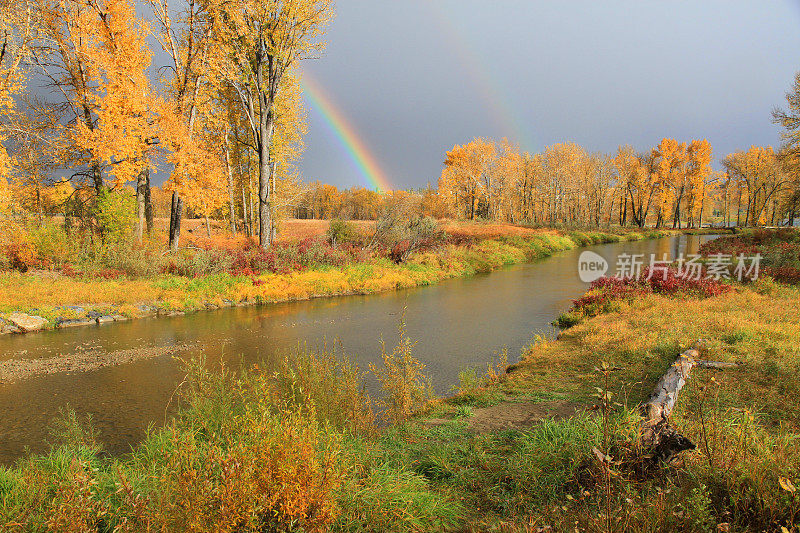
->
{"left": 0, "top": 234, "right": 716, "bottom": 464}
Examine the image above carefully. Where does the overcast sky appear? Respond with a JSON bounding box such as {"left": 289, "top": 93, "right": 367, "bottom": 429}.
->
{"left": 295, "top": 0, "right": 800, "bottom": 190}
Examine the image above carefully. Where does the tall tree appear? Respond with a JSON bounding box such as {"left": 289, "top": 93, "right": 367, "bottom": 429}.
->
{"left": 147, "top": 0, "right": 214, "bottom": 250}
{"left": 439, "top": 138, "right": 495, "bottom": 220}
{"left": 203, "top": 0, "right": 332, "bottom": 247}
{"left": 773, "top": 71, "right": 800, "bottom": 169}
{"left": 32, "top": 0, "right": 106, "bottom": 194}
{"left": 76, "top": 0, "right": 159, "bottom": 241}
{"left": 723, "top": 146, "right": 787, "bottom": 226}
{"left": 614, "top": 145, "right": 653, "bottom": 228}
{"left": 0, "top": 0, "right": 39, "bottom": 213}
{"left": 685, "top": 139, "right": 712, "bottom": 228}
{"left": 773, "top": 71, "right": 800, "bottom": 225}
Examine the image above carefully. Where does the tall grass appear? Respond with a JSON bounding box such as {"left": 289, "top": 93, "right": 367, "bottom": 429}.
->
{"left": 0, "top": 331, "right": 455, "bottom": 531}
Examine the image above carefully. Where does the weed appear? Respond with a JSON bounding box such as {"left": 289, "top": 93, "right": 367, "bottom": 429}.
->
{"left": 453, "top": 405, "right": 474, "bottom": 419}
{"left": 370, "top": 315, "right": 433, "bottom": 423}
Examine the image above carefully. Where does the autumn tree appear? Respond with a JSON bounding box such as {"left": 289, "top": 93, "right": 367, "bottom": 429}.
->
{"left": 650, "top": 138, "right": 679, "bottom": 228}
{"left": 202, "top": 0, "right": 332, "bottom": 247}
{"left": 147, "top": 0, "right": 215, "bottom": 249}
{"left": 439, "top": 138, "right": 497, "bottom": 219}
{"left": 539, "top": 142, "right": 590, "bottom": 225}
{"left": 1, "top": 0, "right": 39, "bottom": 213}
{"left": 31, "top": 0, "right": 107, "bottom": 195}
{"left": 723, "top": 146, "right": 788, "bottom": 226}
{"left": 773, "top": 71, "right": 800, "bottom": 225}
{"left": 685, "top": 139, "right": 712, "bottom": 228}
{"left": 74, "top": 0, "right": 160, "bottom": 241}
{"left": 509, "top": 152, "right": 543, "bottom": 223}
{"left": 614, "top": 145, "right": 653, "bottom": 227}
{"left": 773, "top": 71, "right": 800, "bottom": 169}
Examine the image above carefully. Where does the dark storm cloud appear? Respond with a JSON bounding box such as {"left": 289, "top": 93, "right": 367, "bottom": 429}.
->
{"left": 297, "top": 0, "right": 800, "bottom": 190}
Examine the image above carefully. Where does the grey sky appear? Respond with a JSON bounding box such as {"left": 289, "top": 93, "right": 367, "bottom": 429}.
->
{"left": 296, "top": 0, "right": 800, "bottom": 190}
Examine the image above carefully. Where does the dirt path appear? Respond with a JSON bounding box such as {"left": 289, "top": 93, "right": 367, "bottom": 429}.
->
{"left": 426, "top": 398, "right": 583, "bottom": 433}
{"left": 467, "top": 399, "right": 583, "bottom": 432}
{"left": 0, "top": 342, "right": 198, "bottom": 384}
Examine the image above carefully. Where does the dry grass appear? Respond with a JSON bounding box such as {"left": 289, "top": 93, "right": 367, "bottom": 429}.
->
{"left": 0, "top": 272, "right": 184, "bottom": 310}
{"left": 439, "top": 219, "right": 560, "bottom": 239}
{"left": 154, "top": 217, "right": 556, "bottom": 242}
{"left": 150, "top": 217, "right": 377, "bottom": 243}
{"left": 506, "top": 279, "right": 800, "bottom": 426}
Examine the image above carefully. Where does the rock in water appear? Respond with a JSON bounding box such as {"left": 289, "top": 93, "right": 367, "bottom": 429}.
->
{"left": 7, "top": 313, "right": 48, "bottom": 332}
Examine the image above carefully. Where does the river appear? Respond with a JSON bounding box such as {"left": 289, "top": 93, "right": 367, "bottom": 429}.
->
{"left": 0, "top": 234, "right": 716, "bottom": 464}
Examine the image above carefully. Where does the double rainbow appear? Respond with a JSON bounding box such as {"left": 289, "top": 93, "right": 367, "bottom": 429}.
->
{"left": 300, "top": 6, "right": 538, "bottom": 191}
{"left": 425, "top": 2, "right": 538, "bottom": 151}
{"left": 300, "top": 71, "right": 393, "bottom": 192}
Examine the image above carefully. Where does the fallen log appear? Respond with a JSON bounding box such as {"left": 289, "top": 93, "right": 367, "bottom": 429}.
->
{"left": 640, "top": 340, "right": 739, "bottom": 463}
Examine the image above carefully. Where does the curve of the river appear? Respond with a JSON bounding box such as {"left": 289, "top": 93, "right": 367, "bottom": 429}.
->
{"left": 0, "top": 234, "right": 716, "bottom": 463}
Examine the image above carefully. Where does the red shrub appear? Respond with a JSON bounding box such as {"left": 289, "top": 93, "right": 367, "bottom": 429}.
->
{"left": 96, "top": 268, "right": 126, "bottom": 280}
{"left": 764, "top": 266, "right": 800, "bottom": 285}
{"left": 572, "top": 267, "right": 732, "bottom": 316}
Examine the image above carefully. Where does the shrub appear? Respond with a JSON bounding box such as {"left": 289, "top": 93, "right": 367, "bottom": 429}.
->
{"left": 568, "top": 267, "right": 733, "bottom": 321}
{"left": 28, "top": 222, "right": 77, "bottom": 268}
{"left": 275, "top": 344, "right": 375, "bottom": 435}
{"left": 326, "top": 219, "right": 360, "bottom": 248}
{"left": 369, "top": 319, "right": 433, "bottom": 423}
{"left": 95, "top": 189, "right": 136, "bottom": 243}
{"left": 701, "top": 228, "right": 800, "bottom": 285}
{"left": 0, "top": 232, "right": 36, "bottom": 272}
{"left": 365, "top": 211, "right": 445, "bottom": 263}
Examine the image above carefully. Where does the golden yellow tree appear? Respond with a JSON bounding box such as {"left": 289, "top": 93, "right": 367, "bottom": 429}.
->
{"left": 74, "top": 0, "right": 160, "bottom": 240}
{"left": 31, "top": 0, "right": 107, "bottom": 194}
{"left": 614, "top": 145, "right": 653, "bottom": 227}
{"left": 651, "top": 138, "right": 682, "bottom": 228}
{"left": 686, "top": 139, "right": 712, "bottom": 228}
{"left": 723, "top": 146, "right": 788, "bottom": 226}
{"left": 1, "top": 0, "right": 39, "bottom": 214}
{"left": 439, "top": 138, "right": 497, "bottom": 220}
{"left": 203, "top": 0, "right": 332, "bottom": 247}
{"left": 147, "top": 0, "right": 216, "bottom": 248}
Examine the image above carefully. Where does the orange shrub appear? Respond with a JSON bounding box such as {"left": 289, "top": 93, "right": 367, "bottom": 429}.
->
{"left": 132, "top": 406, "right": 341, "bottom": 532}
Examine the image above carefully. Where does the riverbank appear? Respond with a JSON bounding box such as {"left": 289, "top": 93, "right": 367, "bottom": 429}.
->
{"left": 3, "top": 269, "right": 799, "bottom": 530}
{"left": 1, "top": 231, "right": 798, "bottom": 531}
{"left": 422, "top": 280, "right": 800, "bottom": 531}
{"left": 0, "top": 223, "right": 680, "bottom": 337}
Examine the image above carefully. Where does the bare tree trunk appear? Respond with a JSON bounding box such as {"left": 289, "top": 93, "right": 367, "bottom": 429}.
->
{"left": 242, "top": 187, "right": 250, "bottom": 237}
{"left": 169, "top": 192, "right": 183, "bottom": 251}
{"left": 640, "top": 340, "right": 738, "bottom": 463}
{"left": 641, "top": 343, "right": 705, "bottom": 463}
{"left": 136, "top": 167, "right": 152, "bottom": 243}
{"left": 225, "top": 131, "right": 237, "bottom": 234}
{"left": 144, "top": 169, "right": 153, "bottom": 234}
{"left": 251, "top": 189, "right": 256, "bottom": 237}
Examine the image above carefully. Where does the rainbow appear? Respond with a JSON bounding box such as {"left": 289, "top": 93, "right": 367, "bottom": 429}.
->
{"left": 299, "top": 71, "right": 393, "bottom": 192}
{"left": 425, "top": 3, "right": 538, "bottom": 152}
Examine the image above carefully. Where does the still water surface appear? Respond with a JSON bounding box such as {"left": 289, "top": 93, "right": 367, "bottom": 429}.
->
{"left": 0, "top": 235, "right": 715, "bottom": 463}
